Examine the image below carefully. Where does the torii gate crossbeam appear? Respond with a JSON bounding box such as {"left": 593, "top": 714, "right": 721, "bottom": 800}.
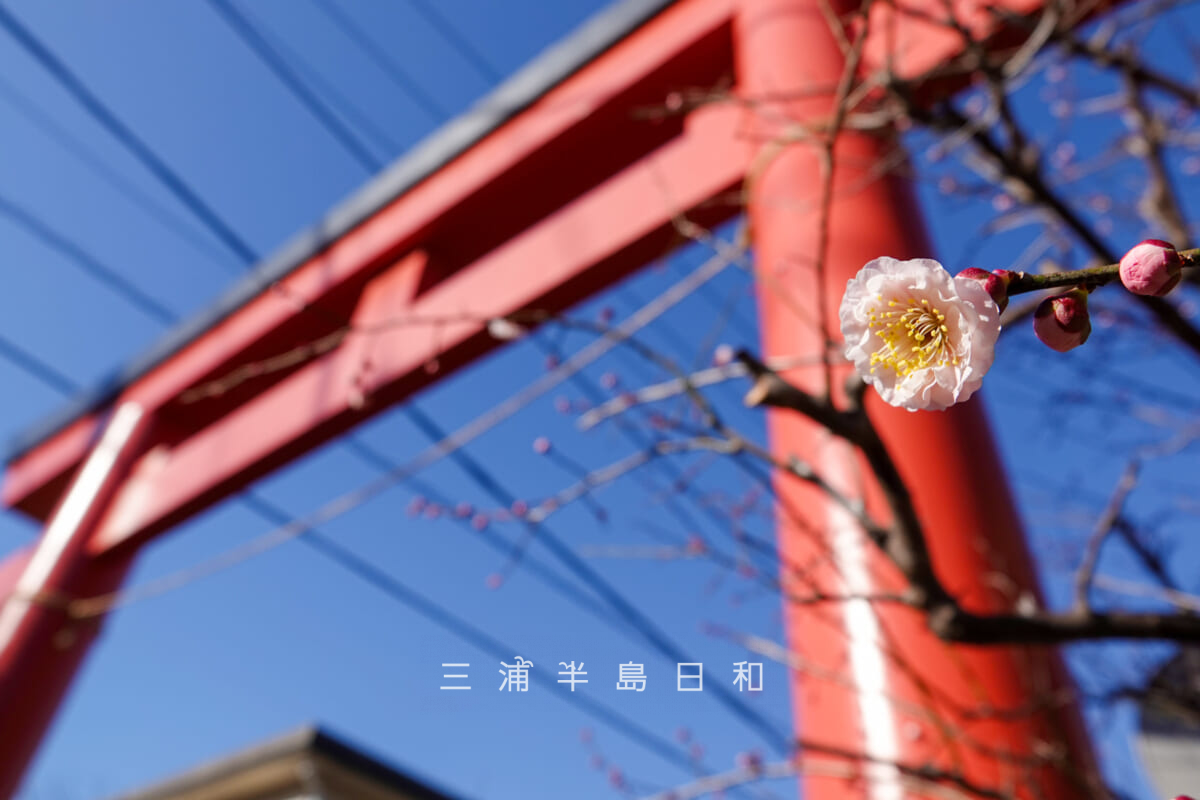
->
{"left": 0, "top": 0, "right": 1095, "bottom": 796}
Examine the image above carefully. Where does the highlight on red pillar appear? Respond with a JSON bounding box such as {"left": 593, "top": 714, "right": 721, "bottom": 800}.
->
{"left": 1, "top": 1, "right": 1200, "bottom": 800}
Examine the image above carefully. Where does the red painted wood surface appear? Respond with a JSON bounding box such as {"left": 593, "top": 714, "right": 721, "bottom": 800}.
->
{"left": 735, "top": 0, "right": 1095, "bottom": 797}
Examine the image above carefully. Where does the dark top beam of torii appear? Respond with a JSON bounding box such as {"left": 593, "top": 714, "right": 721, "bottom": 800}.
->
{"left": 0, "top": 0, "right": 1094, "bottom": 798}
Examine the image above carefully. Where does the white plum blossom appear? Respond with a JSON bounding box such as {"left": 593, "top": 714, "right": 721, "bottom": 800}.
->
{"left": 839, "top": 257, "right": 1001, "bottom": 411}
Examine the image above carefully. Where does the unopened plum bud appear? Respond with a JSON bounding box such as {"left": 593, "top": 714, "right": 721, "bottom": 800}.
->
{"left": 532, "top": 436, "right": 551, "bottom": 455}
{"left": 1119, "top": 239, "right": 1183, "bottom": 296}
{"left": 1033, "top": 288, "right": 1091, "bottom": 352}
{"left": 958, "top": 268, "right": 1012, "bottom": 312}
{"left": 736, "top": 751, "right": 764, "bottom": 774}
{"left": 407, "top": 496, "right": 427, "bottom": 517}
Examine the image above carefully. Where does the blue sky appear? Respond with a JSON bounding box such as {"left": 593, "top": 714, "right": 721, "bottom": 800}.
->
{"left": 0, "top": 1, "right": 1197, "bottom": 799}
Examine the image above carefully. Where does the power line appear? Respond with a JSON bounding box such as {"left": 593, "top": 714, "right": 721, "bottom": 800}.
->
{"left": 0, "top": 347, "right": 710, "bottom": 782}
{"left": 342, "top": 438, "right": 612, "bottom": 620}
{"left": 213, "top": 14, "right": 789, "bottom": 745}
{"left": 0, "top": 56, "right": 789, "bottom": 753}
{"left": 0, "top": 189, "right": 616, "bottom": 630}
{"left": 0, "top": 3, "right": 260, "bottom": 265}
{"left": 400, "top": 404, "right": 793, "bottom": 755}
{"left": 0, "top": 333, "right": 79, "bottom": 397}
{"left": 235, "top": 8, "right": 404, "bottom": 157}
{"left": 0, "top": 73, "right": 240, "bottom": 272}
{"left": 307, "top": 0, "right": 449, "bottom": 122}
{"left": 0, "top": 18, "right": 710, "bottom": 734}
{"left": 2, "top": 1, "right": 789, "bottom": 754}
{"left": 207, "top": 0, "right": 381, "bottom": 174}
{"left": 0, "top": 193, "right": 177, "bottom": 324}
{"left": 400, "top": 0, "right": 503, "bottom": 83}
{"left": 242, "top": 492, "right": 704, "bottom": 775}
{"left": 226, "top": 6, "right": 768, "bottom": 606}
{"left": 10, "top": 204, "right": 787, "bottom": 752}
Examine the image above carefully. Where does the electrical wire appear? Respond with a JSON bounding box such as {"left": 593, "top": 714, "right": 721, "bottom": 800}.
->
{"left": 0, "top": 192, "right": 177, "bottom": 324}
{"left": 235, "top": 5, "right": 404, "bottom": 157}
{"left": 0, "top": 3, "right": 260, "bottom": 265}
{"left": 240, "top": 493, "right": 709, "bottom": 777}
{"left": 400, "top": 0, "right": 504, "bottom": 83}
{"left": 2, "top": 0, "right": 790, "bottom": 757}
{"left": 207, "top": 0, "right": 381, "bottom": 174}
{"left": 307, "top": 0, "right": 449, "bottom": 122}
{"left": 0, "top": 332, "right": 79, "bottom": 397}
{"left": 0, "top": 73, "right": 240, "bottom": 272}
{"left": 208, "top": 10, "right": 790, "bottom": 742}
{"left": 0, "top": 341, "right": 724, "bottom": 786}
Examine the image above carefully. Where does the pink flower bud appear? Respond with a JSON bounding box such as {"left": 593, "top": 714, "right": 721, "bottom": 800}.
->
{"left": 532, "top": 436, "right": 551, "bottom": 455}
{"left": 454, "top": 502, "right": 473, "bottom": 518}
{"left": 958, "top": 268, "right": 1013, "bottom": 312}
{"left": 1119, "top": 239, "right": 1183, "bottom": 296}
{"left": 406, "top": 496, "right": 427, "bottom": 517}
{"left": 485, "top": 573, "right": 504, "bottom": 590}
{"left": 736, "top": 750, "right": 764, "bottom": 774}
{"left": 1033, "top": 289, "right": 1091, "bottom": 352}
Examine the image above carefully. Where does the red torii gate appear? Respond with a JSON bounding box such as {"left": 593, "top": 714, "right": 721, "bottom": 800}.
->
{"left": 0, "top": 0, "right": 1095, "bottom": 797}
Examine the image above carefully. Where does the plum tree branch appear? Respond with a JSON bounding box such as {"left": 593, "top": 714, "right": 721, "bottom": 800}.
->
{"left": 737, "top": 354, "right": 1200, "bottom": 644}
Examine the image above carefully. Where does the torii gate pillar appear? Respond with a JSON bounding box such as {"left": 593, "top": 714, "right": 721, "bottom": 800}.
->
{"left": 737, "top": 1, "right": 1096, "bottom": 797}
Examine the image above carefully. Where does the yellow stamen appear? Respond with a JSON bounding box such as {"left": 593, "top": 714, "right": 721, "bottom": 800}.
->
{"left": 866, "top": 297, "right": 958, "bottom": 378}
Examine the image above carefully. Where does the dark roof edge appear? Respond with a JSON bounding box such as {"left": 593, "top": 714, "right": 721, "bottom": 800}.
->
{"left": 5, "top": 0, "right": 678, "bottom": 464}
{"left": 106, "top": 725, "right": 469, "bottom": 800}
